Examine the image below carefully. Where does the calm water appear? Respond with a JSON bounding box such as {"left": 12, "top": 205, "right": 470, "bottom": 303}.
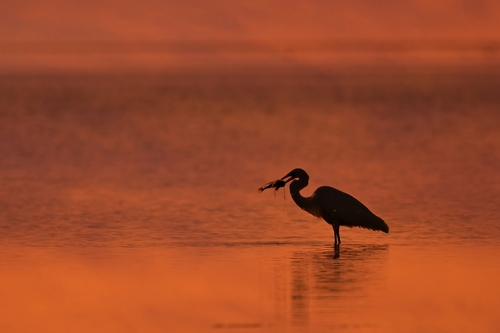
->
{"left": 1, "top": 67, "right": 500, "bottom": 332}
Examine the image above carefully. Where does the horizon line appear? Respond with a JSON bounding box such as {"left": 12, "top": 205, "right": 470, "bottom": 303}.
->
{"left": 1, "top": 38, "right": 499, "bottom": 55}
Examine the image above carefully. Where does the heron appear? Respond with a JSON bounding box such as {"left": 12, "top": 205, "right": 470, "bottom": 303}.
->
{"left": 259, "top": 168, "right": 389, "bottom": 247}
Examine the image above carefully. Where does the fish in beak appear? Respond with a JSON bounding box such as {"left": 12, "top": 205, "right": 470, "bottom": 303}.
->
{"left": 257, "top": 179, "right": 286, "bottom": 193}
{"left": 258, "top": 171, "right": 296, "bottom": 193}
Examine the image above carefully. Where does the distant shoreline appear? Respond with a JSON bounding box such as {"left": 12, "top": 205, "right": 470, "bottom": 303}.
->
{"left": 0, "top": 39, "right": 499, "bottom": 75}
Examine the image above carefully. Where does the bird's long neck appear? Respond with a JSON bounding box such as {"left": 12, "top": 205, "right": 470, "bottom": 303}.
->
{"left": 289, "top": 178, "right": 315, "bottom": 214}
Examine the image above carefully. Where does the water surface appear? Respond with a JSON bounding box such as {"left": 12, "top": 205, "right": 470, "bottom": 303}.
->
{"left": 1, "top": 67, "right": 499, "bottom": 332}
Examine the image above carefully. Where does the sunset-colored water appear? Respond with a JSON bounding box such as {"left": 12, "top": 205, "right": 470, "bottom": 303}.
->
{"left": 1, "top": 68, "right": 500, "bottom": 332}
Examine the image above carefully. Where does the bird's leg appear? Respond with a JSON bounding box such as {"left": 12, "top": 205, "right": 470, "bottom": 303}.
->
{"left": 336, "top": 225, "right": 341, "bottom": 245}
{"left": 332, "top": 224, "right": 337, "bottom": 246}
{"left": 332, "top": 224, "right": 341, "bottom": 247}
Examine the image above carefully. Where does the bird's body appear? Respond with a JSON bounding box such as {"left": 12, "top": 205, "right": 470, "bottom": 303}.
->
{"left": 260, "top": 168, "right": 388, "bottom": 247}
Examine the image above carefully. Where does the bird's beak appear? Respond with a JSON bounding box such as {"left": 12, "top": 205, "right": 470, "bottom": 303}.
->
{"left": 281, "top": 172, "right": 295, "bottom": 183}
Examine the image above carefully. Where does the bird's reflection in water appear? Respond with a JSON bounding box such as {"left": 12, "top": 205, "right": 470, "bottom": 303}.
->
{"left": 289, "top": 244, "right": 389, "bottom": 328}
{"left": 290, "top": 253, "right": 310, "bottom": 326}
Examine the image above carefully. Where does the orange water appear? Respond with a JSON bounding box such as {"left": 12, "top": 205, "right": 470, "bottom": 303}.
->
{"left": 1, "top": 68, "right": 499, "bottom": 332}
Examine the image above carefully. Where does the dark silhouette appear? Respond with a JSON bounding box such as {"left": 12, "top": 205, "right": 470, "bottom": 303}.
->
{"left": 259, "top": 168, "right": 389, "bottom": 247}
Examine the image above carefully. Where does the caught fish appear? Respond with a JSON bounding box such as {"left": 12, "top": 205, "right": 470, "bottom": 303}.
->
{"left": 258, "top": 179, "right": 286, "bottom": 193}
{"left": 258, "top": 178, "right": 288, "bottom": 209}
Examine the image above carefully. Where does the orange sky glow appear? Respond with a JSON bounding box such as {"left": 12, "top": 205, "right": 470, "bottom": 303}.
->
{"left": 1, "top": 1, "right": 500, "bottom": 72}
{"left": 2, "top": 0, "right": 500, "bottom": 40}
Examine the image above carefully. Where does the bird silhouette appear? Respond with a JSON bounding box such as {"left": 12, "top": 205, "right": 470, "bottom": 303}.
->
{"left": 260, "top": 168, "right": 389, "bottom": 247}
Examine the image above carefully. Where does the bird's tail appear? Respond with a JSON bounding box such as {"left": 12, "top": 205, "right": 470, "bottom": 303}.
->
{"left": 342, "top": 213, "right": 389, "bottom": 233}
{"left": 371, "top": 215, "right": 389, "bottom": 233}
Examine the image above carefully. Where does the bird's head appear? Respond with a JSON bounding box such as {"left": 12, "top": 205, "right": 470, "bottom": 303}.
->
{"left": 281, "top": 168, "right": 309, "bottom": 184}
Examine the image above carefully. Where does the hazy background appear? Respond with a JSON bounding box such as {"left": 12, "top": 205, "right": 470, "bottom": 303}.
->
{"left": 1, "top": 2, "right": 500, "bottom": 332}
{"left": 1, "top": 0, "right": 500, "bottom": 73}
{"left": 3, "top": 0, "right": 500, "bottom": 40}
